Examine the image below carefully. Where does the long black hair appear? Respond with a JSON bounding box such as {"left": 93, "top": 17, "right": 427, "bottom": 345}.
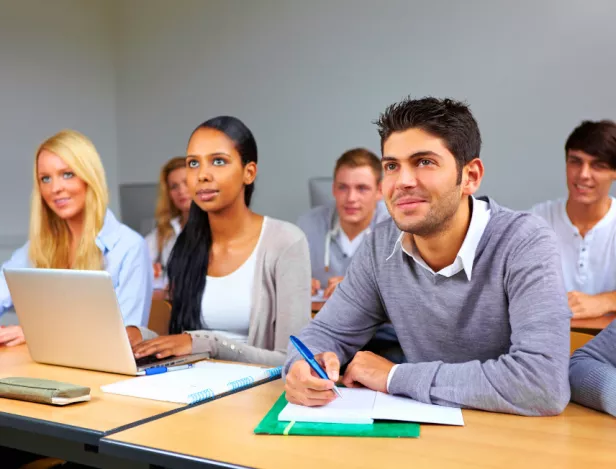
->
{"left": 167, "top": 116, "right": 258, "bottom": 334}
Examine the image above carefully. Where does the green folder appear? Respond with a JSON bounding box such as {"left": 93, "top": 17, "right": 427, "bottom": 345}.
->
{"left": 254, "top": 392, "right": 420, "bottom": 438}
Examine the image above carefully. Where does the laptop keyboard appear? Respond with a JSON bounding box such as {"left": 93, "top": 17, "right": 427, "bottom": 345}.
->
{"left": 135, "top": 354, "right": 174, "bottom": 367}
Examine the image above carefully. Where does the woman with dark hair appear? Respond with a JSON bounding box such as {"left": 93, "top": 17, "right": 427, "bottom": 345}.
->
{"left": 130, "top": 116, "right": 311, "bottom": 366}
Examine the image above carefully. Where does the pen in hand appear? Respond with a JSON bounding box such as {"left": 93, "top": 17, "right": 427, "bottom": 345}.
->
{"left": 289, "top": 335, "right": 343, "bottom": 399}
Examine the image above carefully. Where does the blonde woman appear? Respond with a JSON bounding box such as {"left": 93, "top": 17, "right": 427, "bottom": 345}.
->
{"left": 0, "top": 130, "right": 153, "bottom": 347}
{"left": 145, "top": 157, "right": 191, "bottom": 288}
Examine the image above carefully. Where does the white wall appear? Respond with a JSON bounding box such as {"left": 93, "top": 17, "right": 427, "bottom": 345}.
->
{"left": 113, "top": 0, "right": 616, "bottom": 223}
{"left": 2, "top": 0, "right": 616, "bottom": 247}
{"left": 0, "top": 0, "right": 119, "bottom": 262}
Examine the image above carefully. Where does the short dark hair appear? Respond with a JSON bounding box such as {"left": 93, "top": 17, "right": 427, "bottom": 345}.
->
{"left": 334, "top": 148, "right": 382, "bottom": 182}
{"left": 375, "top": 96, "right": 482, "bottom": 183}
{"left": 565, "top": 120, "right": 616, "bottom": 170}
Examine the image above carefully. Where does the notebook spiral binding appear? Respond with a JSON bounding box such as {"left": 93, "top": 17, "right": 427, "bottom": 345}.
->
{"left": 186, "top": 366, "right": 283, "bottom": 404}
{"left": 187, "top": 388, "right": 215, "bottom": 404}
{"left": 267, "top": 366, "right": 283, "bottom": 378}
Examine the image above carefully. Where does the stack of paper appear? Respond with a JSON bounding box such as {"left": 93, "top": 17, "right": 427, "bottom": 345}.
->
{"left": 278, "top": 388, "right": 464, "bottom": 426}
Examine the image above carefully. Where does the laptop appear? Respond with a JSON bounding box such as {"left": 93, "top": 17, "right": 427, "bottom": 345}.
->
{"left": 4, "top": 268, "right": 208, "bottom": 375}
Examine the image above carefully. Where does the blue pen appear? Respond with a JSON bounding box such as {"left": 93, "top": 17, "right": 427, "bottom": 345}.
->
{"left": 137, "top": 363, "right": 194, "bottom": 376}
{"left": 289, "top": 335, "right": 343, "bottom": 399}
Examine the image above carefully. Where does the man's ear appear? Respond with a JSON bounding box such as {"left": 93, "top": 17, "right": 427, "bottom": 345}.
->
{"left": 462, "top": 158, "right": 484, "bottom": 196}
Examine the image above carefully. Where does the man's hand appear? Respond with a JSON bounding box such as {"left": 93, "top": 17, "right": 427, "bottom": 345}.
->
{"left": 324, "top": 276, "right": 344, "bottom": 299}
{"left": 285, "top": 352, "right": 340, "bottom": 406}
{"left": 126, "top": 326, "right": 143, "bottom": 347}
{"left": 132, "top": 334, "right": 192, "bottom": 359}
{"left": 568, "top": 291, "right": 611, "bottom": 319}
{"left": 311, "top": 278, "right": 321, "bottom": 296}
{"left": 340, "top": 351, "right": 394, "bottom": 393}
{"left": 0, "top": 325, "right": 25, "bottom": 347}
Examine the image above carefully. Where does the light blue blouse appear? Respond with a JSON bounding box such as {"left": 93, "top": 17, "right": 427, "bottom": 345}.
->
{"left": 0, "top": 210, "right": 153, "bottom": 327}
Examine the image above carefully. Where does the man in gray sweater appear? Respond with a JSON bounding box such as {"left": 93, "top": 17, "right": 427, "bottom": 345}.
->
{"left": 570, "top": 321, "right": 616, "bottom": 416}
{"left": 284, "top": 96, "right": 571, "bottom": 416}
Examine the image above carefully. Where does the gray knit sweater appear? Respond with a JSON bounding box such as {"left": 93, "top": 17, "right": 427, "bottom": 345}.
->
{"left": 570, "top": 321, "right": 616, "bottom": 416}
{"left": 284, "top": 198, "right": 571, "bottom": 416}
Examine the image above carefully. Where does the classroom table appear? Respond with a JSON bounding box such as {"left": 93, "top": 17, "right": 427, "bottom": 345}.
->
{"left": 100, "top": 379, "right": 616, "bottom": 469}
{"left": 0, "top": 345, "right": 183, "bottom": 467}
{"left": 311, "top": 301, "right": 324, "bottom": 317}
{"left": 571, "top": 313, "right": 615, "bottom": 334}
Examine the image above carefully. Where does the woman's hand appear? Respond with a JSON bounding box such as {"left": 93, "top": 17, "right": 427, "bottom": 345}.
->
{"left": 126, "top": 326, "right": 143, "bottom": 347}
{"left": 132, "top": 334, "right": 193, "bottom": 359}
{"left": 0, "top": 325, "right": 25, "bottom": 347}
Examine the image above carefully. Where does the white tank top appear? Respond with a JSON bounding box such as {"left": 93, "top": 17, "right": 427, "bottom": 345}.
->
{"left": 199, "top": 217, "right": 267, "bottom": 343}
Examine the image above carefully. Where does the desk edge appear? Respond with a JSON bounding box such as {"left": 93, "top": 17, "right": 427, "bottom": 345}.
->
{"left": 0, "top": 411, "right": 102, "bottom": 446}
{"left": 99, "top": 439, "right": 251, "bottom": 469}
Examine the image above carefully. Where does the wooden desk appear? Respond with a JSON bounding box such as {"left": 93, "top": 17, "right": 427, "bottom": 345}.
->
{"left": 0, "top": 345, "right": 184, "bottom": 467}
{"left": 572, "top": 313, "right": 615, "bottom": 333}
{"left": 311, "top": 301, "right": 324, "bottom": 317}
{"left": 0, "top": 345, "right": 181, "bottom": 444}
{"left": 100, "top": 380, "right": 616, "bottom": 469}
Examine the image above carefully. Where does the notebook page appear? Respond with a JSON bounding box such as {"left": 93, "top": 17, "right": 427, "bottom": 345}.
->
{"left": 372, "top": 392, "right": 464, "bottom": 426}
{"left": 278, "top": 388, "right": 376, "bottom": 424}
{"left": 101, "top": 362, "right": 274, "bottom": 404}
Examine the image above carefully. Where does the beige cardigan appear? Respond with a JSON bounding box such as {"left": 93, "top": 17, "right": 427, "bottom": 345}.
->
{"left": 141, "top": 217, "right": 312, "bottom": 366}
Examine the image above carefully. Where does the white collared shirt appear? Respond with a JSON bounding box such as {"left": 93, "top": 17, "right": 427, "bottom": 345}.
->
{"left": 386, "top": 196, "right": 491, "bottom": 391}
{"left": 530, "top": 197, "right": 616, "bottom": 294}
{"left": 145, "top": 217, "right": 183, "bottom": 288}
{"left": 337, "top": 228, "right": 368, "bottom": 258}
{"left": 386, "top": 196, "right": 492, "bottom": 280}
{"left": 0, "top": 210, "right": 153, "bottom": 326}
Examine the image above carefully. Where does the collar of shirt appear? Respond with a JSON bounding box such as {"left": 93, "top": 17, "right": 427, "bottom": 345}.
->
{"left": 95, "top": 210, "right": 123, "bottom": 255}
{"left": 386, "top": 196, "right": 491, "bottom": 280}
{"left": 337, "top": 227, "right": 367, "bottom": 258}
{"left": 560, "top": 197, "right": 616, "bottom": 236}
{"left": 170, "top": 217, "right": 182, "bottom": 235}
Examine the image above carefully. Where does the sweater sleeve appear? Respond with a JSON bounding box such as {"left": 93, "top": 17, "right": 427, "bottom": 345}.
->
{"left": 189, "top": 236, "right": 312, "bottom": 367}
{"left": 570, "top": 321, "right": 616, "bottom": 416}
{"left": 388, "top": 226, "right": 571, "bottom": 416}
{"left": 283, "top": 235, "right": 387, "bottom": 376}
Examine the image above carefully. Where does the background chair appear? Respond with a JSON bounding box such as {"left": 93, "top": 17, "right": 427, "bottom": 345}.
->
{"left": 308, "top": 177, "right": 333, "bottom": 208}
{"left": 118, "top": 182, "right": 158, "bottom": 236}
{"left": 148, "top": 300, "right": 172, "bottom": 336}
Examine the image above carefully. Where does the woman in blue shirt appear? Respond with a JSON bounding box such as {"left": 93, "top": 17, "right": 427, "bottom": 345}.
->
{"left": 0, "top": 129, "right": 153, "bottom": 346}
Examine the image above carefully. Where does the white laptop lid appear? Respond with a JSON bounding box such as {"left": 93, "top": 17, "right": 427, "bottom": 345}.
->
{"left": 4, "top": 268, "right": 139, "bottom": 375}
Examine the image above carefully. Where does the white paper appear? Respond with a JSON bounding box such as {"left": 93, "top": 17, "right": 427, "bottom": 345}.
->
{"left": 278, "top": 388, "right": 376, "bottom": 424}
{"left": 372, "top": 392, "right": 464, "bottom": 426}
{"left": 101, "top": 361, "right": 273, "bottom": 404}
{"left": 277, "top": 388, "right": 465, "bottom": 426}
{"left": 311, "top": 289, "right": 325, "bottom": 302}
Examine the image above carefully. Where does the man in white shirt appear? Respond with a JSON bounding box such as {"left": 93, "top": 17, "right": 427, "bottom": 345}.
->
{"left": 532, "top": 120, "right": 616, "bottom": 328}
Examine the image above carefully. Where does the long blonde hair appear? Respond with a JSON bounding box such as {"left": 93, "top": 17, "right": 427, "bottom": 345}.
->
{"left": 154, "top": 157, "right": 187, "bottom": 260}
{"left": 28, "top": 129, "right": 109, "bottom": 270}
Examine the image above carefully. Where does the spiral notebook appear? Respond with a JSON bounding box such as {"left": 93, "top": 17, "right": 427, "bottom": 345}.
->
{"left": 101, "top": 361, "right": 281, "bottom": 404}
